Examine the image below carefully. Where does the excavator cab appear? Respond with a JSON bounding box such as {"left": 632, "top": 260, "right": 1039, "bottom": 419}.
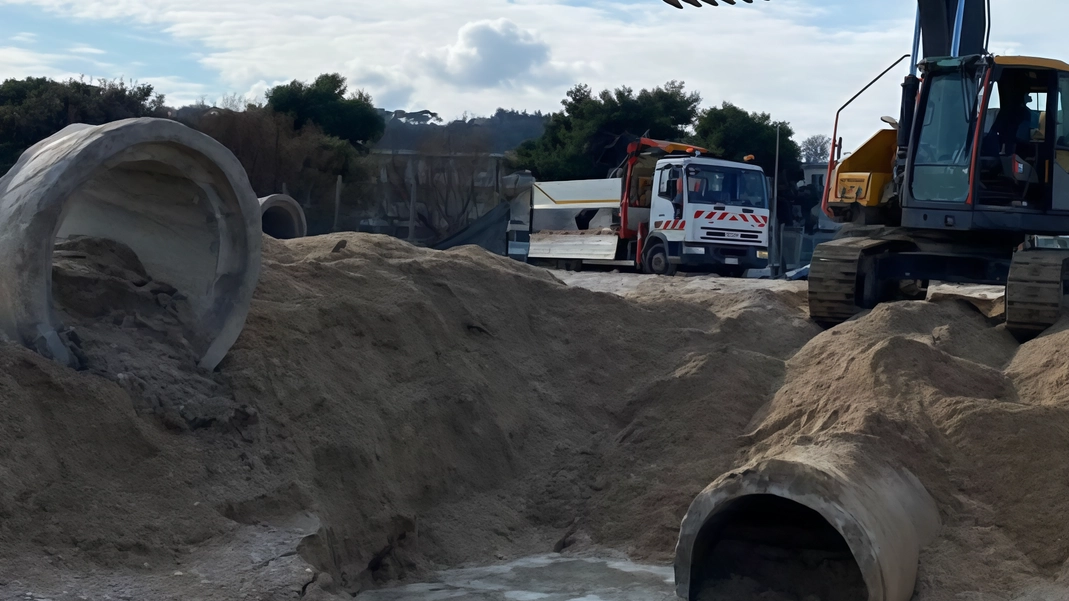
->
{"left": 809, "top": 1, "right": 1069, "bottom": 338}
{"left": 902, "top": 55, "right": 1069, "bottom": 234}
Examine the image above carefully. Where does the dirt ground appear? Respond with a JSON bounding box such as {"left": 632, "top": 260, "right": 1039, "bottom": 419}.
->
{"left": 3, "top": 234, "right": 1069, "bottom": 600}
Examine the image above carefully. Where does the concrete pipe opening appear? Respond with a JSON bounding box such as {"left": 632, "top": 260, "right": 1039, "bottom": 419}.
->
{"left": 675, "top": 445, "right": 940, "bottom": 601}
{"left": 688, "top": 494, "right": 866, "bottom": 600}
{"left": 259, "top": 194, "right": 307, "bottom": 239}
{"left": 0, "top": 118, "right": 261, "bottom": 370}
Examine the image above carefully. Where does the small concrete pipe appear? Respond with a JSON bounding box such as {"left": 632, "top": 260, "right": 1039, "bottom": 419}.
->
{"left": 0, "top": 118, "right": 261, "bottom": 370}
{"left": 259, "top": 194, "right": 308, "bottom": 239}
{"left": 674, "top": 443, "right": 940, "bottom": 601}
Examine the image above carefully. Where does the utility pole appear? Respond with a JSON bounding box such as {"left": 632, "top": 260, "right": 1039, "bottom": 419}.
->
{"left": 771, "top": 124, "right": 781, "bottom": 278}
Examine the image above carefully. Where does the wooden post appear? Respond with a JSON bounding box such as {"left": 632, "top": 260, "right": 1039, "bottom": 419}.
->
{"left": 333, "top": 175, "right": 342, "bottom": 232}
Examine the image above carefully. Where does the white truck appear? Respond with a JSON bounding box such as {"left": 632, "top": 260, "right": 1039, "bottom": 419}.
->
{"left": 519, "top": 138, "right": 771, "bottom": 276}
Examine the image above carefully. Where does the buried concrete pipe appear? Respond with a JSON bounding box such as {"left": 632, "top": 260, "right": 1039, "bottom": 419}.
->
{"left": 674, "top": 444, "right": 940, "bottom": 601}
{"left": 0, "top": 118, "right": 261, "bottom": 370}
{"left": 259, "top": 194, "right": 308, "bottom": 239}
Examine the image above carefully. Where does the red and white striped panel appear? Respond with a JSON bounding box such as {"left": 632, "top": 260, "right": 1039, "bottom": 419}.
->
{"left": 692, "top": 211, "right": 768, "bottom": 228}
{"left": 660, "top": 220, "right": 686, "bottom": 230}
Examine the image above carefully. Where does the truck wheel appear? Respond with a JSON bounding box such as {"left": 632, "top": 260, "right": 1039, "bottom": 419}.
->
{"left": 645, "top": 243, "right": 676, "bottom": 276}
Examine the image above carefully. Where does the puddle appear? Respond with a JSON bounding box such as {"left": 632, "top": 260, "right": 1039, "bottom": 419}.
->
{"left": 354, "top": 554, "right": 676, "bottom": 601}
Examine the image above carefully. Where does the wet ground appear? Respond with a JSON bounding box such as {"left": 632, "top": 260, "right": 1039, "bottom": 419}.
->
{"left": 554, "top": 270, "right": 797, "bottom": 298}
{"left": 354, "top": 555, "right": 675, "bottom": 601}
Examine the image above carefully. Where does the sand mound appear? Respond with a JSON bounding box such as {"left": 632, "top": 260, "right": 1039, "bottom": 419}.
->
{"left": 722, "top": 300, "right": 1069, "bottom": 599}
{"left": 0, "top": 234, "right": 817, "bottom": 600}
{"left": 4, "top": 233, "right": 1069, "bottom": 601}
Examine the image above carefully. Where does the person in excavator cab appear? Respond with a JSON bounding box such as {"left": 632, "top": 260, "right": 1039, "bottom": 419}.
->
{"left": 992, "top": 88, "right": 1034, "bottom": 157}
{"left": 979, "top": 85, "right": 1035, "bottom": 189}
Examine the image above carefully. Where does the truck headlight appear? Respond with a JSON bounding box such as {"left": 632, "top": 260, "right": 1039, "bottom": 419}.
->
{"left": 757, "top": 250, "right": 769, "bottom": 259}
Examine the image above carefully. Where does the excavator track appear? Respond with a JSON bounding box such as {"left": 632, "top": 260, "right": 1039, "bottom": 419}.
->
{"left": 1005, "top": 249, "right": 1069, "bottom": 339}
{"left": 808, "top": 237, "right": 899, "bottom": 328}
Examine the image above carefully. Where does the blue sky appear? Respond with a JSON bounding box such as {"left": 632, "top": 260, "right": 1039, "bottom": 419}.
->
{"left": 0, "top": 2, "right": 215, "bottom": 100}
{"left": 0, "top": 0, "right": 1060, "bottom": 145}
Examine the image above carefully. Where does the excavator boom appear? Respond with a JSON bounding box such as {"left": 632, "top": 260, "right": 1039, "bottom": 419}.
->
{"left": 918, "top": 0, "right": 987, "bottom": 58}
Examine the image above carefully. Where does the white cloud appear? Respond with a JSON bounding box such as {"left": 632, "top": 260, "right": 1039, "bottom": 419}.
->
{"left": 138, "top": 74, "right": 211, "bottom": 107}
{"left": 243, "top": 79, "right": 273, "bottom": 104}
{"left": 0, "top": 45, "right": 73, "bottom": 80}
{"left": 1, "top": 0, "right": 1069, "bottom": 148}
{"left": 69, "top": 45, "right": 106, "bottom": 55}
{"left": 11, "top": 32, "right": 37, "bottom": 44}
{"left": 423, "top": 19, "right": 560, "bottom": 88}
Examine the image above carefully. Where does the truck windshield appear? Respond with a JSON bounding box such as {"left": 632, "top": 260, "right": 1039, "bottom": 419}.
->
{"left": 910, "top": 69, "right": 980, "bottom": 203}
{"left": 685, "top": 166, "right": 767, "bottom": 208}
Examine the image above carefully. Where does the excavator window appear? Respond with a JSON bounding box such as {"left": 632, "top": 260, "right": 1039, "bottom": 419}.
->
{"left": 1052, "top": 73, "right": 1069, "bottom": 211}
{"left": 976, "top": 68, "right": 1056, "bottom": 207}
{"left": 1056, "top": 74, "right": 1069, "bottom": 148}
{"left": 911, "top": 70, "right": 979, "bottom": 203}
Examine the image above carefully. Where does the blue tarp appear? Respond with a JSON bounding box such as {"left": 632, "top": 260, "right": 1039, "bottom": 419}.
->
{"left": 432, "top": 202, "right": 511, "bottom": 255}
{"left": 786, "top": 264, "right": 810, "bottom": 281}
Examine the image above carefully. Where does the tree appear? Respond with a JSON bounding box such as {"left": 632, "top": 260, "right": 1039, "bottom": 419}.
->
{"left": 486, "top": 108, "right": 546, "bottom": 151}
{"left": 692, "top": 103, "right": 806, "bottom": 229}
{"left": 801, "top": 134, "right": 832, "bottom": 164}
{"left": 692, "top": 102, "right": 801, "bottom": 179}
{"left": 180, "top": 105, "right": 367, "bottom": 234}
{"left": 418, "top": 127, "right": 497, "bottom": 240}
{"left": 266, "top": 73, "right": 385, "bottom": 147}
{"left": 512, "top": 80, "right": 701, "bottom": 181}
{"left": 0, "top": 76, "right": 166, "bottom": 173}
{"left": 377, "top": 123, "right": 500, "bottom": 242}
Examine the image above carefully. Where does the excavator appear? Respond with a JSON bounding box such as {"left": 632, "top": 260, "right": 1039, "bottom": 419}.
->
{"left": 663, "top": 0, "right": 1069, "bottom": 339}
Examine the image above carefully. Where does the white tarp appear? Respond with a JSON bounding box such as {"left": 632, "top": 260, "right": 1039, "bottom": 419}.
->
{"left": 532, "top": 179, "right": 621, "bottom": 209}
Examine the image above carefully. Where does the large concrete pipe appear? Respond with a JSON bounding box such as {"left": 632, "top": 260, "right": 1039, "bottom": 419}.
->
{"left": 675, "top": 444, "right": 939, "bottom": 601}
{"left": 0, "top": 118, "right": 261, "bottom": 370}
{"left": 259, "top": 194, "right": 308, "bottom": 239}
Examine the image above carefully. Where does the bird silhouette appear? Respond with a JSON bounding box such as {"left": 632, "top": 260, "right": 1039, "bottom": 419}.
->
{"left": 661, "top": 0, "right": 768, "bottom": 7}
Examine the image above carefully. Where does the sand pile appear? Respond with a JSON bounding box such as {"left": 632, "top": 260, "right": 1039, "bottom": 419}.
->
{"left": 3, "top": 232, "right": 1069, "bottom": 601}
{"left": 0, "top": 233, "right": 815, "bottom": 600}
{"left": 712, "top": 299, "right": 1069, "bottom": 600}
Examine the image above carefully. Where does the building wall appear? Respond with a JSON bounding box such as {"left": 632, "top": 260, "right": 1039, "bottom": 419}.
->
{"left": 802, "top": 163, "right": 829, "bottom": 194}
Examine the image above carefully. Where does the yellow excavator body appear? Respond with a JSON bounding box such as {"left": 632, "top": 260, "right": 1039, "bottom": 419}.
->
{"left": 827, "top": 128, "right": 898, "bottom": 211}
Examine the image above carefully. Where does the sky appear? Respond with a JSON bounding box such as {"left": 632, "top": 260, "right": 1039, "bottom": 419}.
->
{"left": 0, "top": 0, "right": 1065, "bottom": 150}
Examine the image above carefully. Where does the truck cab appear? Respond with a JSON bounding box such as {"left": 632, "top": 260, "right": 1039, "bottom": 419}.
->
{"left": 624, "top": 144, "right": 771, "bottom": 276}
{"left": 520, "top": 138, "right": 770, "bottom": 277}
